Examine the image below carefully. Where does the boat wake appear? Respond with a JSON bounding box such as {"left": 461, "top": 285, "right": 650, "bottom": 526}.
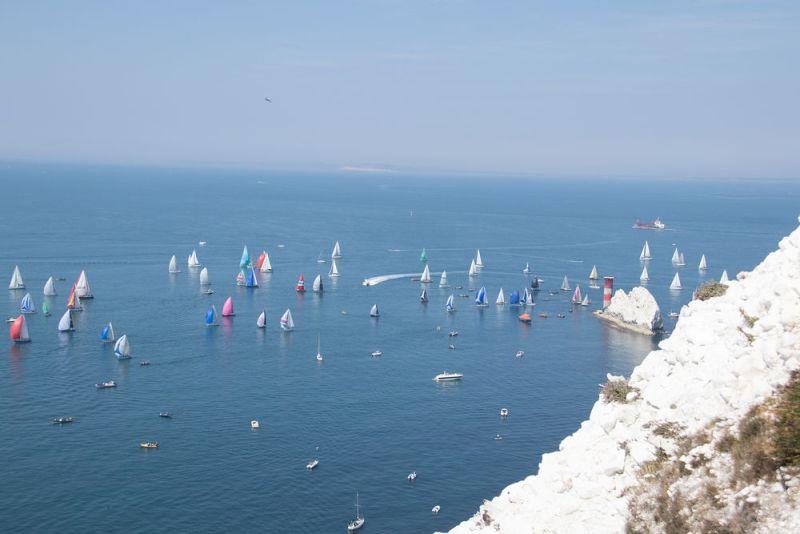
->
{"left": 362, "top": 273, "right": 434, "bottom": 286}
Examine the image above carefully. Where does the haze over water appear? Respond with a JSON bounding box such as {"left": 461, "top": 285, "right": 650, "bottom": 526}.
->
{"left": 1, "top": 163, "right": 798, "bottom": 532}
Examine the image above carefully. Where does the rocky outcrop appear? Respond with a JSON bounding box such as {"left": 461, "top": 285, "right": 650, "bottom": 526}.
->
{"left": 594, "top": 286, "right": 663, "bottom": 335}
{"left": 448, "top": 223, "right": 800, "bottom": 533}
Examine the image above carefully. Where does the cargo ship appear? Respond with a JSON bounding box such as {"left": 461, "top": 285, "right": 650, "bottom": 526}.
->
{"left": 633, "top": 217, "right": 665, "bottom": 230}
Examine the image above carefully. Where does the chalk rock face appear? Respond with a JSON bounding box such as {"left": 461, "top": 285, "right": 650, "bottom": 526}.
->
{"left": 447, "top": 221, "right": 800, "bottom": 534}
{"left": 604, "top": 286, "right": 663, "bottom": 333}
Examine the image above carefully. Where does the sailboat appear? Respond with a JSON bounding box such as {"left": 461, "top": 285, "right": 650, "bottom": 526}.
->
{"left": 468, "top": 259, "right": 478, "bottom": 277}
{"left": 495, "top": 288, "right": 505, "bottom": 305}
{"left": 446, "top": 294, "right": 456, "bottom": 312}
{"left": 296, "top": 274, "right": 306, "bottom": 293}
{"left": 509, "top": 289, "right": 521, "bottom": 306}
{"left": 677, "top": 252, "right": 686, "bottom": 266}
{"left": 20, "top": 293, "right": 36, "bottom": 314}
{"left": 420, "top": 264, "right": 431, "bottom": 284}
{"left": 561, "top": 276, "right": 571, "bottom": 291}
{"left": 475, "top": 249, "right": 484, "bottom": 269}
{"left": 42, "top": 302, "right": 50, "bottom": 316}
{"left": 571, "top": 286, "right": 582, "bottom": 305}
{"left": 420, "top": 248, "right": 427, "bottom": 263}
{"left": 347, "top": 492, "right": 365, "bottom": 531}
{"left": 67, "top": 285, "right": 82, "bottom": 311}
{"left": 239, "top": 246, "right": 251, "bottom": 270}
{"left": 75, "top": 270, "right": 93, "bottom": 299}
{"left": 168, "top": 255, "right": 180, "bottom": 273}
{"left": 114, "top": 334, "right": 131, "bottom": 360}
{"left": 256, "top": 251, "right": 268, "bottom": 270}
{"left": 58, "top": 310, "right": 74, "bottom": 332}
{"left": 328, "top": 260, "right": 340, "bottom": 278}
{"left": 8, "top": 266, "right": 24, "bottom": 290}
{"left": 100, "top": 322, "right": 116, "bottom": 343}
{"left": 199, "top": 267, "right": 210, "bottom": 285}
{"left": 260, "top": 252, "right": 273, "bottom": 273}
{"left": 370, "top": 304, "right": 380, "bottom": 317}
{"left": 589, "top": 265, "right": 599, "bottom": 280}
{"left": 188, "top": 249, "right": 202, "bottom": 268}
{"left": 640, "top": 241, "right": 651, "bottom": 261}
{"left": 720, "top": 270, "right": 730, "bottom": 284}
{"left": 670, "top": 272, "right": 682, "bottom": 290}
{"left": 439, "top": 270, "right": 448, "bottom": 287}
{"left": 581, "top": 294, "right": 590, "bottom": 306}
{"left": 205, "top": 305, "right": 220, "bottom": 327}
{"left": 475, "top": 287, "right": 488, "bottom": 307}
{"left": 222, "top": 297, "right": 235, "bottom": 316}
{"left": 331, "top": 241, "right": 342, "bottom": 259}
{"left": 698, "top": 254, "right": 708, "bottom": 271}
{"left": 523, "top": 288, "right": 534, "bottom": 307}
{"left": 531, "top": 277, "right": 540, "bottom": 291}
{"left": 256, "top": 310, "right": 266, "bottom": 328}
{"left": 312, "top": 274, "right": 323, "bottom": 293}
{"left": 420, "top": 288, "right": 428, "bottom": 303}
{"left": 10, "top": 315, "right": 30, "bottom": 343}
{"left": 280, "top": 309, "right": 294, "bottom": 331}
{"left": 244, "top": 267, "right": 259, "bottom": 288}
{"left": 316, "top": 335, "right": 323, "bottom": 362}
{"left": 671, "top": 247, "right": 680, "bottom": 265}
{"left": 43, "top": 276, "right": 57, "bottom": 296}
{"left": 522, "top": 263, "right": 531, "bottom": 275}
{"left": 640, "top": 265, "right": 650, "bottom": 282}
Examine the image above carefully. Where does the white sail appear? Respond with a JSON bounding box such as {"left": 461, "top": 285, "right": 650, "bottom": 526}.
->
{"left": 589, "top": 265, "right": 599, "bottom": 280}
{"left": 370, "top": 304, "right": 379, "bottom": 317}
{"left": 678, "top": 252, "right": 686, "bottom": 266}
{"left": 75, "top": 270, "right": 92, "bottom": 298}
{"left": 640, "top": 241, "right": 651, "bottom": 261}
{"left": 18, "top": 317, "right": 30, "bottom": 341}
{"left": 671, "top": 248, "right": 680, "bottom": 264}
{"left": 168, "top": 255, "right": 180, "bottom": 273}
{"left": 280, "top": 309, "right": 295, "bottom": 331}
{"left": 640, "top": 265, "right": 650, "bottom": 282}
{"left": 114, "top": 334, "right": 131, "bottom": 359}
{"left": 468, "top": 259, "right": 477, "bottom": 277}
{"left": 260, "top": 252, "right": 273, "bottom": 273}
{"left": 328, "top": 259, "right": 340, "bottom": 277}
{"left": 257, "top": 310, "right": 266, "bottom": 328}
{"left": 523, "top": 288, "right": 534, "bottom": 306}
{"left": 43, "top": 276, "right": 57, "bottom": 296}
{"left": 698, "top": 254, "right": 707, "bottom": 270}
{"left": 188, "top": 250, "right": 201, "bottom": 268}
{"left": 439, "top": 270, "right": 448, "bottom": 287}
{"left": 199, "top": 267, "right": 210, "bottom": 285}
{"left": 58, "top": 310, "right": 73, "bottom": 332}
{"left": 9, "top": 265, "right": 25, "bottom": 290}
{"left": 581, "top": 294, "right": 589, "bottom": 306}
{"left": 523, "top": 263, "right": 530, "bottom": 274}
{"left": 720, "top": 270, "right": 729, "bottom": 284}
{"left": 475, "top": 249, "right": 483, "bottom": 268}
{"left": 312, "top": 274, "right": 322, "bottom": 292}
{"left": 561, "top": 275, "right": 571, "bottom": 291}
{"left": 670, "top": 272, "right": 682, "bottom": 290}
{"left": 496, "top": 287, "right": 505, "bottom": 305}
{"left": 446, "top": 294, "right": 455, "bottom": 312}
{"left": 331, "top": 241, "right": 342, "bottom": 259}
{"left": 420, "top": 264, "right": 431, "bottom": 283}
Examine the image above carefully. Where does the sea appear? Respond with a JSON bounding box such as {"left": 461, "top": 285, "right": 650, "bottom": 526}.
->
{"left": 1, "top": 162, "right": 798, "bottom": 533}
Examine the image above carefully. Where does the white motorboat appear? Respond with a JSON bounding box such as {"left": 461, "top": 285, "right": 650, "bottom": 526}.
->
{"left": 432, "top": 505, "right": 441, "bottom": 514}
{"left": 251, "top": 420, "right": 260, "bottom": 429}
{"left": 515, "top": 350, "right": 524, "bottom": 358}
{"left": 96, "top": 380, "right": 116, "bottom": 389}
{"left": 433, "top": 371, "right": 463, "bottom": 382}
{"left": 306, "top": 458, "right": 319, "bottom": 470}
{"left": 500, "top": 408, "right": 509, "bottom": 417}
{"left": 407, "top": 471, "right": 417, "bottom": 481}
{"left": 494, "top": 434, "right": 503, "bottom": 441}
{"left": 371, "top": 350, "right": 382, "bottom": 358}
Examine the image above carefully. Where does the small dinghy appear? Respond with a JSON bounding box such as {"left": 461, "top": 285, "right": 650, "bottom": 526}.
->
{"left": 494, "top": 434, "right": 503, "bottom": 441}
{"left": 515, "top": 350, "right": 524, "bottom": 358}
{"left": 518, "top": 313, "right": 532, "bottom": 324}
{"left": 407, "top": 471, "right": 417, "bottom": 481}
{"left": 432, "top": 505, "right": 441, "bottom": 514}
{"left": 500, "top": 408, "right": 509, "bottom": 417}
{"left": 280, "top": 309, "right": 294, "bottom": 331}
{"left": 251, "top": 420, "right": 260, "bottom": 429}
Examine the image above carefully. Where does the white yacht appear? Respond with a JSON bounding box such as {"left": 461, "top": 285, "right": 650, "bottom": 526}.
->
{"left": 306, "top": 458, "right": 319, "bottom": 470}
{"left": 433, "top": 371, "right": 463, "bottom": 382}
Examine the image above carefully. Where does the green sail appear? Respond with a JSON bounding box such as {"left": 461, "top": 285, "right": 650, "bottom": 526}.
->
{"left": 420, "top": 248, "right": 427, "bottom": 262}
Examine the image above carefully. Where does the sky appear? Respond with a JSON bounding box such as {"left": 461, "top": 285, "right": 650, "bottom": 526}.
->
{"left": 0, "top": 1, "right": 798, "bottom": 178}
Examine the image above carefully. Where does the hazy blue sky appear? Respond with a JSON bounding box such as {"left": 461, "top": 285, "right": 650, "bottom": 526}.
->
{"left": 1, "top": 1, "right": 798, "bottom": 178}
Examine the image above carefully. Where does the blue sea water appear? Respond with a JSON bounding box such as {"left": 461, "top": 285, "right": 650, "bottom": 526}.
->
{"left": 0, "top": 163, "right": 798, "bottom": 533}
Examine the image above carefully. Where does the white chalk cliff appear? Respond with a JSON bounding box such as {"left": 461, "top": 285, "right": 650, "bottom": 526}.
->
{"left": 598, "top": 286, "right": 663, "bottom": 334}
{"left": 448, "top": 223, "right": 800, "bottom": 533}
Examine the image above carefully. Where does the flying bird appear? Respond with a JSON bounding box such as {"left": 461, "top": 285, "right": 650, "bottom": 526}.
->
{"left": 264, "top": 97, "right": 272, "bottom": 103}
